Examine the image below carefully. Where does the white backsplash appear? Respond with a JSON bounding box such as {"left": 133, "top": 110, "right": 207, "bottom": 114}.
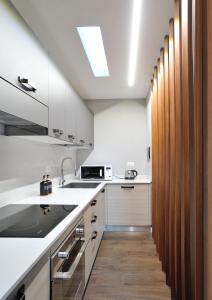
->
{"left": 0, "top": 136, "right": 77, "bottom": 206}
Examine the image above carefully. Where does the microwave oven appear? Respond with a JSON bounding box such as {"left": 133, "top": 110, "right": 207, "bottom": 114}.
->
{"left": 80, "top": 165, "right": 113, "bottom": 181}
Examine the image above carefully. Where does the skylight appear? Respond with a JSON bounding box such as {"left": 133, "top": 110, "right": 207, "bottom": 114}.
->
{"left": 77, "top": 26, "right": 110, "bottom": 77}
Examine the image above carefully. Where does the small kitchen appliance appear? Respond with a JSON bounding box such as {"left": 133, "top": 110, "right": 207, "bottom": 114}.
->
{"left": 80, "top": 165, "right": 112, "bottom": 181}
{"left": 125, "top": 169, "right": 138, "bottom": 180}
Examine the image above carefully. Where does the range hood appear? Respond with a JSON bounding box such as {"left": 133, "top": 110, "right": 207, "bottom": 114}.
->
{"left": 0, "top": 110, "right": 48, "bottom": 136}
{"left": 0, "top": 110, "right": 74, "bottom": 145}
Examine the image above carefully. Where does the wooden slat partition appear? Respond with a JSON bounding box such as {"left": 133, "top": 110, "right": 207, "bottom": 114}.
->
{"left": 151, "top": 0, "right": 203, "bottom": 299}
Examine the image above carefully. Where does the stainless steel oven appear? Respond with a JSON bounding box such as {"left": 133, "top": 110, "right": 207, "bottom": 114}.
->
{"left": 51, "top": 218, "right": 86, "bottom": 300}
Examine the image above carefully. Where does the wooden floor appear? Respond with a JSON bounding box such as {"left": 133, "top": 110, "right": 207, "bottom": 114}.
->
{"left": 83, "top": 232, "right": 171, "bottom": 300}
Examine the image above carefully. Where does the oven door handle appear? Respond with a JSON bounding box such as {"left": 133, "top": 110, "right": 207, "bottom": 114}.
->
{"left": 53, "top": 240, "right": 86, "bottom": 280}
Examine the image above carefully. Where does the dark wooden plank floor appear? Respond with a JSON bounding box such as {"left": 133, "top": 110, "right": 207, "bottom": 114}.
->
{"left": 83, "top": 232, "right": 171, "bottom": 300}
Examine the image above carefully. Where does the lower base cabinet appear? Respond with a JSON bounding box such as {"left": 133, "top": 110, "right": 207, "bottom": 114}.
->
{"left": 25, "top": 261, "right": 50, "bottom": 300}
{"left": 106, "top": 184, "right": 151, "bottom": 226}
{"left": 84, "top": 189, "right": 105, "bottom": 284}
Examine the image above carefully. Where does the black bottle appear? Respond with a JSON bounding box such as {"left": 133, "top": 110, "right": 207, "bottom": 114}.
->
{"left": 40, "top": 175, "right": 48, "bottom": 196}
{"left": 46, "top": 174, "right": 52, "bottom": 194}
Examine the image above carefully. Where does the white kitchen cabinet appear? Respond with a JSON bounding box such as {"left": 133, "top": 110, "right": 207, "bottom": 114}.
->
{"left": 0, "top": 77, "right": 48, "bottom": 127}
{"left": 25, "top": 260, "right": 50, "bottom": 300}
{"left": 76, "top": 99, "right": 94, "bottom": 148}
{"left": 65, "top": 85, "right": 78, "bottom": 144}
{"left": 106, "top": 184, "right": 151, "bottom": 226}
{"left": 48, "top": 61, "right": 67, "bottom": 141}
{"left": 49, "top": 63, "right": 94, "bottom": 146}
{"left": 0, "top": 0, "right": 94, "bottom": 146}
{"left": 76, "top": 99, "right": 88, "bottom": 146}
{"left": 85, "top": 107, "right": 94, "bottom": 148}
{"left": 0, "top": 0, "right": 49, "bottom": 106}
{"left": 84, "top": 189, "right": 105, "bottom": 283}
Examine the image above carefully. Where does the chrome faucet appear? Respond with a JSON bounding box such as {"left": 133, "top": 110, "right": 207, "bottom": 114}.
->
{"left": 60, "top": 157, "right": 77, "bottom": 185}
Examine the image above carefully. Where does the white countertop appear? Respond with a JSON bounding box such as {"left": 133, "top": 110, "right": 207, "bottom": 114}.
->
{"left": 0, "top": 177, "right": 151, "bottom": 300}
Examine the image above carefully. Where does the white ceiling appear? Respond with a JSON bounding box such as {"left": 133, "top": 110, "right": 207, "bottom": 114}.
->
{"left": 11, "top": 0, "right": 174, "bottom": 100}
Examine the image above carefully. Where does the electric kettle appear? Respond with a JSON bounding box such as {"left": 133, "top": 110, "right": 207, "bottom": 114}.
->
{"left": 125, "top": 169, "right": 138, "bottom": 180}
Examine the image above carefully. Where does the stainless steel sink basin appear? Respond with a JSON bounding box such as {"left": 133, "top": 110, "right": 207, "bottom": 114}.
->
{"left": 60, "top": 182, "right": 100, "bottom": 189}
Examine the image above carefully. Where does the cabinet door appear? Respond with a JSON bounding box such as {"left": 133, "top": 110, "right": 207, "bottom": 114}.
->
{"left": 76, "top": 100, "right": 94, "bottom": 148}
{"left": 84, "top": 189, "right": 105, "bottom": 284}
{"left": 65, "top": 85, "right": 78, "bottom": 144}
{"left": 85, "top": 107, "right": 94, "bottom": 148}
{"left": 0, "top": 77, "right": 48, "bottom": 127}
{"left": 107, "top": 184, "right": 150, "bottom": 226}
{"left": 0, "top": 0, "right": 49, "bottom": 106}
{"left": 25, "top": 260, "right": 50, "bottom": 300}
{"left": 48, "top": 61, "right": 66, "bottom": 140}
{"left": 85, "top": 238, "right": 96, "bottom": 283}
{"left": 76, "top": 99, "right": 87, "bottom": 146}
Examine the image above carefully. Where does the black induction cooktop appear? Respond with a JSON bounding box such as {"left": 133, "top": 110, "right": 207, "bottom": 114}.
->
{"left": 0, "top": 204, "right": 78, "bottom": 238}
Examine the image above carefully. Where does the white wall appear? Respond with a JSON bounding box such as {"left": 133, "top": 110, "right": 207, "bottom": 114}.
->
{"left": 0, "top": 136, "right": 76, "bottom": 194}
{"left": 77, "top": 99, "right": 149, "bottom": 176}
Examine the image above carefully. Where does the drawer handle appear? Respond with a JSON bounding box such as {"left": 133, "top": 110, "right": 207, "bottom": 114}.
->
{"left": 91, "top": 200, "right": 97, "bottom": 206}
{"left": 68, "top": 134, "right": 75, "bottom": 141}
{"left": 91, "top": 231, "right": 98, "bottom": 240}
{"left": 18, "top": 76, "right": 36, "bottom": 92}
{"left": 91, "top": 215, "right": 97, "bottom": 223}
{"left": 16, "top": 285, "right": 25, "bottom": 300}
{"left": 53, "top": 129, "right": 63, "bottom": 136}
{"left": 121, "top": 186, "right": 135, "bottom": 189}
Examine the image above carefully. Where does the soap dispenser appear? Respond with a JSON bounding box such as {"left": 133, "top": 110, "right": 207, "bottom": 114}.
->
{"left": 46, "top": 174, "right": 52, "bottom": 194}
{"left": 40, "top": 175, "right": 48, "bottom": 196}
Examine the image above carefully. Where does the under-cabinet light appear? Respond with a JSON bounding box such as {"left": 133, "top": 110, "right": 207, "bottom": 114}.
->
{"left": 77, "top": 26, "right": 110, "bottom": 77}
{"left": 128, "top": 0, "right": 142, "bottom": 87}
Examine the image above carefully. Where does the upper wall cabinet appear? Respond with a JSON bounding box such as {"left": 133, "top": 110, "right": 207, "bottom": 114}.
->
{"left": 76, "top": 99, "right": 94, "bottom": 148}
{"left": 49, "top": 60, "right": 94, "bottom": 147}
{"left": 48, "top": 61, "right": 66, "bottom": 141}
{"left": 0, "top": 0, "right": 49, "bottom": 106}
{"left": 83, "top": 105, "right": 94, "bottom": 148}
{"left": 65, "top": 85, "right": 78, "bottom": 144}
{"left": 0, "top": 0, "right": 94, "bottom": 147}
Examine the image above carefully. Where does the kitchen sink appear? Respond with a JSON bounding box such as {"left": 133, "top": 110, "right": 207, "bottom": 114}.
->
{"left": 60, "top": 182, "right": 100, "bottom": 189}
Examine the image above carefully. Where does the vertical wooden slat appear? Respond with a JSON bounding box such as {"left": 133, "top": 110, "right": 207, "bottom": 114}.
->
{"left": 168, "top": 19, "right": 176, "bottom": 298}
{"left": 192, "top": 0, "right": 204, "bottom": 298}
{"left": 203, "top": 0, "right": 212, "bottom": 299}
{"left": 164, "top": 36, "right": 170, "bottom": 282}
{"left": 157, "top": 52, "right": 165, "bottom": 266}
{"left": 173, "top": 1, "right": 182, "bottom": 298}
{"left": 152, "top": 67, "right": 159, "bottom": 248}
{"left": 180, "top": 0, "right": 193, "bottom": 299}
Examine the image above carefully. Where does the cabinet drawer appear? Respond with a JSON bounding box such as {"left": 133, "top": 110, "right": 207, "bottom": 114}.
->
{"left": 0, "top": 1, "right": 49, "bottom": 106}
{"left": 85, "top": 236, "right": 96, "bottom": 283}
{"left": 107, "top": 184, "right": 149, "bottom": 200}
{"left": 107, "top": 184, "right": 150, "bottom": 226}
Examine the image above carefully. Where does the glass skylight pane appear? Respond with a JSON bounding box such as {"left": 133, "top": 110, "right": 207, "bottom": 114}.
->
{"left": 77, "top": 26, "right": 110, "bottom": 77}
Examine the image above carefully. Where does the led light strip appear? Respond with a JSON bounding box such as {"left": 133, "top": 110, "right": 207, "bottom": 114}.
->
{"left": 128, "top": 0, "right": 142, "bottom": 87}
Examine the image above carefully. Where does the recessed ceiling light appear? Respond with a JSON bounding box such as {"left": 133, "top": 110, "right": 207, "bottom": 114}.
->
{"left": 128, "top": 0, "right": 142, "bottom": 87}
{"left": 77, "top": 26, "right": 110, "bottom": 77}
